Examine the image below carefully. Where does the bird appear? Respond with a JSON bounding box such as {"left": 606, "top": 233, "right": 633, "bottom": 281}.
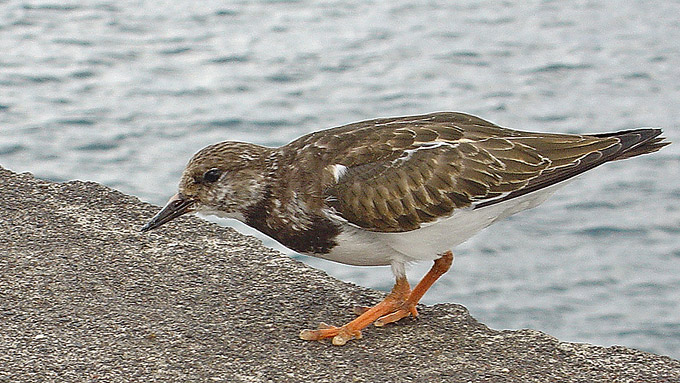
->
{"left": 140, "top": 112, "right": 669, "bottom": 346}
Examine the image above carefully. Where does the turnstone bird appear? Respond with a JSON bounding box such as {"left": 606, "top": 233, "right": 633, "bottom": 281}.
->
{"left": 141, "top": 112, "right": 669, "bottom": 345}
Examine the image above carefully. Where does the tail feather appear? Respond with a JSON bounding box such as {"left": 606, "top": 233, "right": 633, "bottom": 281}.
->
{"left": 592, "top": 128, "right": 670, "bottom": 161}
{"left": 473, "top": 128, "right": 669, "bottom": 210}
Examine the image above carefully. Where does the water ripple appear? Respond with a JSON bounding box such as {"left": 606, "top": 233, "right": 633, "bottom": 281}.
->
{"left": 576, "top": 227, "right": 648, "bottom": 238}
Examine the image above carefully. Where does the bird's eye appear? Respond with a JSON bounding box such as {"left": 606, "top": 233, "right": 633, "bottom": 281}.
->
{"left": 202, "top": 168, "right": 222, "bottom": 183}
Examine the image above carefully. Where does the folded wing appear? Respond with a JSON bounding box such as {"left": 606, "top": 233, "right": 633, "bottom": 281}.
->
{"left": 318, "top": 112, "right": 668, "bottom": 232}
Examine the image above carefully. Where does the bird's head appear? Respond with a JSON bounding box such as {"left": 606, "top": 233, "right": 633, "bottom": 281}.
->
{"left": 141, "top": 141, "right": 271, "bottom": 232}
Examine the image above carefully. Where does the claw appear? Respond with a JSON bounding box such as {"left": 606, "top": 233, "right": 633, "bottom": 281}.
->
{"left": 332, "top": 328, "right": 361, "bottom": 346}
{"left": 299, "top": 329, "right": 318, "bottom": 341}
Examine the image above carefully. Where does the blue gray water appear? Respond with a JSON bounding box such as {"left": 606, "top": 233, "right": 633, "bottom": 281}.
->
{"left": 1, "top": 0, "right": 679, "bottom": 358}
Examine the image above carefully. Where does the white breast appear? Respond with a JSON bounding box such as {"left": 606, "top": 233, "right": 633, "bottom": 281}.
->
{"left": 311, "top": 223, "right": 397, "bottom": 266}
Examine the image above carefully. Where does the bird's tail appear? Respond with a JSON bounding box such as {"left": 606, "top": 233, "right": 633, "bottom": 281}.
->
{"left": 592, "top": 128, "right": 670, "bottom": 161}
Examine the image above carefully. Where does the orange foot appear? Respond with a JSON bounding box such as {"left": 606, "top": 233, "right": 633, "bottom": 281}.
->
{"left": 300, "top": 251, "right": 454, "bottom": 345}
{"left": 300, "top": 277, "right": 413, "bottom": 345}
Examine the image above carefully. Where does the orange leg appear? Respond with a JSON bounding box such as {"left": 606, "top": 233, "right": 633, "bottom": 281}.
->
{"left": 300, "top": 251, "right": 454, "bottom": 345}
{"left": 375, "top": 250, "right": 453, "bottom": 326}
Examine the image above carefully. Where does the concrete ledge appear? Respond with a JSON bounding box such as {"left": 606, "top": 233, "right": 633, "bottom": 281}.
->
{"left": 1, "top": 165, "right": 678, "bottom": 382}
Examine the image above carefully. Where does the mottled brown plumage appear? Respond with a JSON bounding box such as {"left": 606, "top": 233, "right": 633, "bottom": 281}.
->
{"left": 271, "top": 112, "right": 666, "bottom": 233}
{"left": 141, "top": 111, "right": 669, "bottom": 345}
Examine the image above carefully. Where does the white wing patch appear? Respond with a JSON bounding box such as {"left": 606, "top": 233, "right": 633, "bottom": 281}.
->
{"left": 330, "top": 164, "right": 348, "bottom": 182}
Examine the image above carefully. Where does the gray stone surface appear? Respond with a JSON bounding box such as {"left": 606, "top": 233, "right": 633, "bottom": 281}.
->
{"left": 1, "top": 165, "right": 678, "bottom": 383}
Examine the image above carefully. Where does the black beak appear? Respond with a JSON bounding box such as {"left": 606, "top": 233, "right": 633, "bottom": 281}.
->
{"left": 141, "top": 193, "right": 195, "bottom": 232}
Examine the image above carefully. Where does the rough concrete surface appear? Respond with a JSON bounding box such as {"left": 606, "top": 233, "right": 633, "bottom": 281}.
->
{"left": 1, "top": 165, "right": 678, "bottom": 383}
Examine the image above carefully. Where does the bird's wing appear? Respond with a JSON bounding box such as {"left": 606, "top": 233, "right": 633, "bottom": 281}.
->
{"left": 308, "top": 112, "right": 658, "bottom": 232}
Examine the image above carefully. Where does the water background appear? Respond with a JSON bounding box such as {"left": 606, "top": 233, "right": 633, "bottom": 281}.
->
{"left": 1, "top": 0, "right": 679, "bottom": 358}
